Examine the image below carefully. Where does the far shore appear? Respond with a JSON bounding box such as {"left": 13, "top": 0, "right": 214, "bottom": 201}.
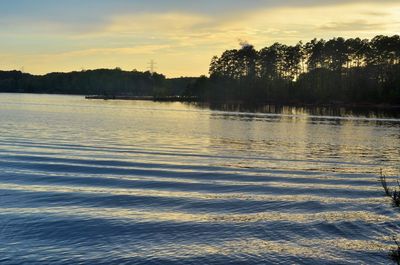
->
{"left": 84, "top": 94, "right": 400, "bottom": 110}
{"left": 1, "top": 92, "right": 399, "bottom": 112}
{"left": 85, "top": 95, "right": 195, "bottom": 102}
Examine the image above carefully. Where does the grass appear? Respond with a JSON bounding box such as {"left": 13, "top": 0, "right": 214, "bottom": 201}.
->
{"left": 379, "top": 169, "right": 400, "bottom": 207}
{"left": 380, "top": 169, "right": 392, "bottom": 196}
{"left": 379, "top": 169, "right": 400, "bottom": 264}
{"left": 391, "top": 237, "right": 400, "bottom": 265}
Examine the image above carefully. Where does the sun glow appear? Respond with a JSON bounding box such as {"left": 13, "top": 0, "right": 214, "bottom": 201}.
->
{"left": 0, "top": 1, "right": 399, "bottom": 77}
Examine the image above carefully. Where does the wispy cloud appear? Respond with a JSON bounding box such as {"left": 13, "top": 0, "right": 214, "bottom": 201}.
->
{"left": 318, "top": 20, "right": 388, "bottom": 32}
{"left": 57, "top": 45, "right": 172, "bottom": 57}
{"left": 1, "top": 1, "right": 400, "bottom": 77}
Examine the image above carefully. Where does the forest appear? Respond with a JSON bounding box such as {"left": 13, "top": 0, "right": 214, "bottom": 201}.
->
{"left": 1, "top": 35, "right": 399, "bottom": 105}
{"left": 0, "top": 68, "right": 197, "bottom": 97}
{"left": 184, "top": 35, "right": 400, "bottom": 105}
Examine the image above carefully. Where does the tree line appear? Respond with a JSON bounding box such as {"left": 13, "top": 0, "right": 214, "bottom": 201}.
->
{"left": 0, "top": 68, "right": 196, "bottom": 97}
{"left": 184, "top": 35, "right": 400, "bottom": 105}
{"left": 1, "top": 35, "right": 399, "bottom": 105}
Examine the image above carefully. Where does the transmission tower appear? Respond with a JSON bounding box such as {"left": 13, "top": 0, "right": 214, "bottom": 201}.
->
{"left": 148, "top": 60, "right": 157, "bottom": 74}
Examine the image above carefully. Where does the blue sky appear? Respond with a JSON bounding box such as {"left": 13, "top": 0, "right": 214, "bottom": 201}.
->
{"left": 0, "top": 0, "right": 399, "bottom": 77}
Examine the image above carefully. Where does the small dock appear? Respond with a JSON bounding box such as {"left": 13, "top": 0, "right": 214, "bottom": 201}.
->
{"left": 85, "top": 95, "right": 198, "bottom": 102}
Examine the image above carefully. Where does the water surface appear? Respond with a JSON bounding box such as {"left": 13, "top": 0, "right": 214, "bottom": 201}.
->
{"left": 1, "top": 93, "right": 400, "bottom": 264}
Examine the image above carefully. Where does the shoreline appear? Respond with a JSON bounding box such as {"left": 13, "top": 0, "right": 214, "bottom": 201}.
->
{"left": 84, "top": 95, "right": 400, "bottom": 110}
{"left": 1, "top": 92, "right": 399, "bottom": 110}
{"left": 85, "top": 95, "right": 194, "bottom": 102}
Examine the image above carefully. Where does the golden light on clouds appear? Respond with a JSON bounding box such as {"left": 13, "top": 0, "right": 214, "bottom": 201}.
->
{"left": 0, "top": 1, "right": 399, "bottom": 77}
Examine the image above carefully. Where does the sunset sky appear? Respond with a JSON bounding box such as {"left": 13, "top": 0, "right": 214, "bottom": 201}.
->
{"left": 1, "top": 0, "right": 399, "bottom": 77}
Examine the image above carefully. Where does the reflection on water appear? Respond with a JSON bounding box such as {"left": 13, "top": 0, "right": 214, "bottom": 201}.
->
{"left": 192, "top": 102, "right": 400, "bottom": 119}
{"left": 0, "top": 93, "right": 399, "bottom": 265}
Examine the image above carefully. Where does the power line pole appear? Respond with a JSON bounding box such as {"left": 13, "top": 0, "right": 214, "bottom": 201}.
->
{"left": 148, "top": 60, "right": 157, "bottom": 74}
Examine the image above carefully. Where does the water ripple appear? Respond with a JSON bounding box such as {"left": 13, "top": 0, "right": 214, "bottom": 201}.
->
{"left": 0, "top": 94, "right": 399, "bottom": 264}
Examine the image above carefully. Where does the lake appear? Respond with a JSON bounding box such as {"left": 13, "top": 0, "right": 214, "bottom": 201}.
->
{"left": 0, "top": 93, "right": 399, "bottom": 264}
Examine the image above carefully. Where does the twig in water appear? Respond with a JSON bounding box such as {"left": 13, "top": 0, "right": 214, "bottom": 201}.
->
{"left": 380, "top": 169, "right": 392, "bottom": 197}
{"left": 390, "top": 236, "right": 400, "bottom": 265}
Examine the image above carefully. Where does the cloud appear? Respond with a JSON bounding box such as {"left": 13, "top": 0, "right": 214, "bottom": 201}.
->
{"left": 105, "top": 12, "right": 212, "bottom": 35}
{"left": 208, "top": 2, "right": 400, "bottom": 46}
{"left": 1, "top": 1, "right": 400, "bottom": 77}
{"left": 53, "top": 45, "right": 172, "bottom": 57}
{"left": 2, "top": 1, "right": 397, "bottom": 37}
{"left": 362, "top": 11, "right": 391, "bottom": 17}
{"left": 318, "top": 20, "right": 388, "bottom": 32}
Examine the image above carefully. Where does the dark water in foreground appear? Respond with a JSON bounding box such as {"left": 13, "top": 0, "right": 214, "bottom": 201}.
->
{"left": 0, "top": 93, "right": 400, "bottom": 265}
